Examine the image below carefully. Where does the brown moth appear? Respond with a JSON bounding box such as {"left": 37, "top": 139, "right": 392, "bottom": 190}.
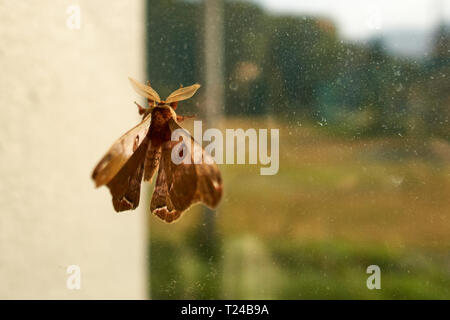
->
{"left": 92, "top": 77, "right": 223, "bottom": 223}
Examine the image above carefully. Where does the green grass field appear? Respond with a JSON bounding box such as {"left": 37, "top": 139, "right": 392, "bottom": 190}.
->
{"left": 147, "top": 118, "right": 450, "bottom": 299}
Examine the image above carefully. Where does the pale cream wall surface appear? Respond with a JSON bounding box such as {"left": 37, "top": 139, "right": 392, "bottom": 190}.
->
{"left": 0, "top": 0, "right": 148, "bottom": 299}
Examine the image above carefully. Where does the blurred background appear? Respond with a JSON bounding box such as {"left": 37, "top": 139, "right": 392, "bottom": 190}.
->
{"left": 0, "top": 0, "right": 449, "bottom": 299}
{"left": 146, "top": 0, "right": 450, "bottom": 299}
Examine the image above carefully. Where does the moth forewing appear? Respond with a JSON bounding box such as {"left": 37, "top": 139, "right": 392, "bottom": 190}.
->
{"left": 128, "top": 77, "right": 161, "bottom": 103}
{"left": 165, "top": 84, "right": 201, "bottom": 104}
{"left": 92, "top": 113, "right": 152, "bottom": 187}
{"left": 106, "top": 136, "right": 150, "bottom": 212}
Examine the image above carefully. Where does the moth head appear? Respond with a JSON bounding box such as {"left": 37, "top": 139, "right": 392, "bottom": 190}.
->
{"left": 156, "top": 104, "right": 178, "bottom": 122}
{"left": 129, "top": 77, "right": 201, "bottom": 119}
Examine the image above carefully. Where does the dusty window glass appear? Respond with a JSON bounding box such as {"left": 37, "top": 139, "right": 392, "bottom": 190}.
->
{"left": 146, "top": 0, "right": 450, "bottom": 299}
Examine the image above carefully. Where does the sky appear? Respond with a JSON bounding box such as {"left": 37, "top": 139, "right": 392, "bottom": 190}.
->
{"left": 255, "top": 0, "right": 450, "bottom": 40}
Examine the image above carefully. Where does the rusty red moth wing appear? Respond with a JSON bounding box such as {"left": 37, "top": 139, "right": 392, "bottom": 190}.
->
{"left": 106, "top": 135, "right": 150, "bottom": 212}
{"left": 92, "top": 113, "right": 151, "bottom": 187}
{"left": 150, "top": 118, "right": 223, "bottom": 223}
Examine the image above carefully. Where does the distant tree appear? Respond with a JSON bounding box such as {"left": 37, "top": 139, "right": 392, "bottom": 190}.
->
{"left": 264, "top": 16, "right": 339, "bottom": 119}
{"left": 146, "top": 0, "right": 201, "bottom": 113}
{"left": 144, "top": 0, "right": 445, "bottom": 139}
{"left": 424, "top": 23, "right": 450, "bottom": 139}
{"left": 222, "top": 1, "right": 268, "bottom": 115}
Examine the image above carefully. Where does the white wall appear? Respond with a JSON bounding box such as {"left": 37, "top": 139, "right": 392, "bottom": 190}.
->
{"left": 0, "top": 0, "right": 147, "bottom": 299}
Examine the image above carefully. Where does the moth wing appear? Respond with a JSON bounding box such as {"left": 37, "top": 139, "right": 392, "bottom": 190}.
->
{"left": 165, "top": 84, "right": 201, "bottom": 104}
{"left": 106, "top": 136, "right": 149, "bottom": 212}
{"left": 150, "top": 147, "right": 180, "bottom": 223}
{"left": 92, "top": 113, "right": 151, "bottom": 187}
{"left": 128, "top": 77, "right": 161, "bottom": 103}
{"left": 150, "top": 119, "right": 222, "bottom": 223}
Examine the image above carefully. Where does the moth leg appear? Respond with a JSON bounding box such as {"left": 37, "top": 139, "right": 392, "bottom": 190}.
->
{"left": 134, "top": 101, "right": 146, "bottom": 115}
{"left": 176, "top": 115, "right": 195, "bottom": 122}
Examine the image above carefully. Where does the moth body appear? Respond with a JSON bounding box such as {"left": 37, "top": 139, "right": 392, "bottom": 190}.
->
{"left": 92, "top": 78, "right": 222, "bottom": 223}
{"left": 148, "top": 105, "right": 175, "bottom": 146}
